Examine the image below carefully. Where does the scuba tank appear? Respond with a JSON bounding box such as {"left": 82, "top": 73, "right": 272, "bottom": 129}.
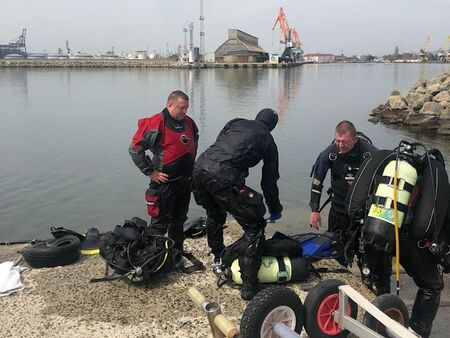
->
{"left": 229, "top": 256, "right": 309, "bottom": 284}
{"left": 363, "top": 150, "right": 418, "bottom": 254}
{"left": 409, "top": 154, "right": 449, "bottom": 240}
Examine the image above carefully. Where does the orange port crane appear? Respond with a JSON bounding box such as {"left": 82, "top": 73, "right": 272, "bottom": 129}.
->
{"left": 272, "top": 7, "right": 301, "bottom": 49}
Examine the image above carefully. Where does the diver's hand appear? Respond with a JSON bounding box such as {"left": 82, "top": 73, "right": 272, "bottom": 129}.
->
{"left": 310, "top": 212, "right": 321, "bottom": 230}
{"left": 268, "top": 212, "right": 282, "bottom": 223}
{"left": 149, "top": 170, "right": 169, "bottom": 184}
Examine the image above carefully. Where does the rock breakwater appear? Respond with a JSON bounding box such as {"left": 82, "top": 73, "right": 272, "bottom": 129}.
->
{"left": 370, "top": 71, "right": 450, "bottom": 135}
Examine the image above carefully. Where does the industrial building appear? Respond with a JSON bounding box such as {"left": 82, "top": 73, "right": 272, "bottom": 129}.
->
{"left": 215, "top": 29, "right": 268, "bottom": 63}
{"left": 303, "top": 53, "right": 336, "bottom": 63}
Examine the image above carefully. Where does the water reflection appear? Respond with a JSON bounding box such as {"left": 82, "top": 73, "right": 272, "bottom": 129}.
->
{"left": 0, "top": 69, "right": 29, "bottom": 105}
{"left": 275, "top": 67, "right": 302, "bottom": 120}
{"left": 1, "top": 64, "right": 450, "bottom": 241}
{"left": 379, "top": 122, "right": 450, "bottom": 165}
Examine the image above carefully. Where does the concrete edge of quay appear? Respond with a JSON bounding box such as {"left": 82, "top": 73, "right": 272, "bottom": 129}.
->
{"left": 0, "top": 59, "right": 304, "bottom": 69}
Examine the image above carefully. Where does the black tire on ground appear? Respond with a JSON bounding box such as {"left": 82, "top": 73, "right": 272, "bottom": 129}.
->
{"left": 22, "top": 235, "right": 81, "bottom": 268}
{"left": 304, "top": 279, "right": 358, "bottom": 338}
{"left": 362, "top": 293, "right": 410, "bottom": 337}
{"left": 240, "top": 285, "right": 305, "bottom": 338}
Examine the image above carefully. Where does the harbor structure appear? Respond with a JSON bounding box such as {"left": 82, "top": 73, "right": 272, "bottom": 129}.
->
{"left": 215, "top": 29, "right": 268, "bottom": 63}
{"left": 0, "top": 29, "right": 27, "bottom": 59}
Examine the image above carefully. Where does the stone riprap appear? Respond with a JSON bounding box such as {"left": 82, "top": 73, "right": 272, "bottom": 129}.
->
{"left": 370, "top": 71, "right": 450, "bottom": 134}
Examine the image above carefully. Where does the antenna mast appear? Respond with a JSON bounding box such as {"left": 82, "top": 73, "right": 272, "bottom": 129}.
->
{"left": 188, "top": 22, "right": 194, "bottom": 52}
{"left": 199, "top": 0, "right": 205, "bottom": 56}
{"left": 183, "top": 27, "right": 188, "bottom": 53}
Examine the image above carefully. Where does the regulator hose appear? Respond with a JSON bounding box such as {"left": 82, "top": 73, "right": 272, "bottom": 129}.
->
{"left": 394, "top": 143, "right": 401, "bottom": 296}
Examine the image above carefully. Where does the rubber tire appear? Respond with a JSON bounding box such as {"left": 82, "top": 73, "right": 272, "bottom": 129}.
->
{"left": 240, "top": 286, "right": 305, "bottom": 338}
{"left": 22, "top": 235, "right": 81, "bottom": 268}
{"left": 304, "top": 279, "right": 358, "bottom": 338}
{"left": 362, "top": 294, "right": 410, "bottom": 337}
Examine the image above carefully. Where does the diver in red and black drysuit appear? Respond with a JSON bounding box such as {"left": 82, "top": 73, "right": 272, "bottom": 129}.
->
{"left": 129, "top": 90, "right": 198, "bottom": 266}
{"left": 192, "top": 108, "right": 283, "bottom": 300}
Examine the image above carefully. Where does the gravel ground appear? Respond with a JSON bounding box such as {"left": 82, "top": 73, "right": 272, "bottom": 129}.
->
{"left": 0, "top": 221, "right": 374, "bottom": 338}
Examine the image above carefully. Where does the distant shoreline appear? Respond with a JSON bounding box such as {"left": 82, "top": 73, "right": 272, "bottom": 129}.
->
{"left": 0, "top": 59, "right": 303, "bottom": 69}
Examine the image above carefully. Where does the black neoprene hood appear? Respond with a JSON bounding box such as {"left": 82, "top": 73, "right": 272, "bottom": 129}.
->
{"left": 255, "top": 108, "right": 278, "bottom": 131}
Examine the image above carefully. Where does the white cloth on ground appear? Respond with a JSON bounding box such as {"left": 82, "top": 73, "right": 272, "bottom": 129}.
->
{"left": 0, "top": 261, "right": 25, "bottom": 296}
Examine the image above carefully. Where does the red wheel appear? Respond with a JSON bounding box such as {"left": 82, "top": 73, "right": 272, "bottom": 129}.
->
{"left": 305, "top": 279, "right": 358, "bottom": 338}
{"left": 316, "top": 293, "right": 352, "bottom": 335}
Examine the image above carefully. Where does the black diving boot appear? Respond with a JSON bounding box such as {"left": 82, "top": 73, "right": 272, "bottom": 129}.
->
{"left": 172, "top": 242, "right": 185, "bottom": 271}
{"left": 409, "top": 288, "right": 441, "bottom": 338}
{"left": 241, "top": 283, "right": 262, "bottom": 300}
{"left": 239, "top": 256, "right": 261, "bottom": 301}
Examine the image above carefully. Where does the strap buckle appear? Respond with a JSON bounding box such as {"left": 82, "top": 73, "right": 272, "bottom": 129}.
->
{"left": 277, "top": 270, "right": 289, "bottom": 283}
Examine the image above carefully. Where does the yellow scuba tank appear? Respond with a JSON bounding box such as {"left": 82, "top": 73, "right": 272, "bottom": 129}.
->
{"left": 230, "top": 256, "right": 309, "bottom": 284}
{"left": 364, "top": 159, "right": 418, "bottom": 253}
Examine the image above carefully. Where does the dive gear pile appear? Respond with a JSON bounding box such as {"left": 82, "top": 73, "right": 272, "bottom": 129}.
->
{"left": 96, "top": 217, "right": 203, "bottom": 283}
{"left": 97, "top": 217, "right": 173, "bottom": 282}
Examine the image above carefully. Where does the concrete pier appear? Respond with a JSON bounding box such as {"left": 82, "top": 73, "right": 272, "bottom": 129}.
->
{"left": 0, "top": 59, "right": 304, "bottom": 69}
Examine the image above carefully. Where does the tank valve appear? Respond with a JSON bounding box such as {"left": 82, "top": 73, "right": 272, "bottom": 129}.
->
{"left": 361, "top": 264, "right": 371, "bottom": 277}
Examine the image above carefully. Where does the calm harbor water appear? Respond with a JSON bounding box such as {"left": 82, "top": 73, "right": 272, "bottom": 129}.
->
{"left": 1, "top": 63, "right": 449, "bottom": 241}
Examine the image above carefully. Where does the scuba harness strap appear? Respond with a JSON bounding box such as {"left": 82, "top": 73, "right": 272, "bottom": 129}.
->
{"left": 178, "top": 251, "right": 204, "bottom": 273}
{"left": 275, "top": 256, "right": 288, "bottom": 283}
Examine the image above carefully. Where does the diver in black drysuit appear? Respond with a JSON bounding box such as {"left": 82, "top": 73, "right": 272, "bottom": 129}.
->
{"left": 309, "top": 127, "right": 378, "bottom": 265}
{"left": 366, "top": 203, "right": 450, "bottom": 338}
{"left": 192, "top": 108, "right": 283, "bottom": 300}
{"left": 350, "top": 149, "right": 450, "bottom": 338}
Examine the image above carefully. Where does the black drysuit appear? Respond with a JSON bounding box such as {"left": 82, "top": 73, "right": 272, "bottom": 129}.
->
{"left": 192, "top": 117, "right": 282, "bottom": 297}
{"left": 310, "top": 139, "right": 378, "bottom": 234}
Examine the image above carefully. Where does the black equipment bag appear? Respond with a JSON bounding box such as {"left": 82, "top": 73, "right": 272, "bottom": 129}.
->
{"left": 220, "top": 232, "right": 302, "bottom": 268}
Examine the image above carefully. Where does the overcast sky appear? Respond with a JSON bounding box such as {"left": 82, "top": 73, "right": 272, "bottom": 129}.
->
{"left": 1, "top": 0, "right": 449, "bottom": 56}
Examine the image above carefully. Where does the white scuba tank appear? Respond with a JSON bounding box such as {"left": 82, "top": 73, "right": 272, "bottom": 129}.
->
{"left": 230, "top": 256, "right": 308, "bottom": 284}
{"left": 363, "top": 158, "right": 418, "bottom": 253}
{"left": 367, "top": 160, "right": 417, "bottom": 227}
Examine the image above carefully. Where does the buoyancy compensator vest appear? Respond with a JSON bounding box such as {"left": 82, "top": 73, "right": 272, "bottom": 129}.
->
{"left": 98, "top": 217, "right": 173, "bottom": 282}
{"left": 346, "top": 141, "right": 450, "bottom": 256}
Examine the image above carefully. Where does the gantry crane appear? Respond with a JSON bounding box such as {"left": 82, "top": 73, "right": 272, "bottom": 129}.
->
{"left": 418, "top": 36, "right": 430, "bottom": 62}
{"left": 438, "top": 35, "right": 450, "bottom": 63}
{"left": 272, "top": 7, "right": 303, "bottom": 62}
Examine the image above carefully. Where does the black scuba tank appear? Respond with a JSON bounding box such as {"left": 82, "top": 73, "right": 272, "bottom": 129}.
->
{"left": 409, "top": 158, "right": 450, "bottom": 240}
